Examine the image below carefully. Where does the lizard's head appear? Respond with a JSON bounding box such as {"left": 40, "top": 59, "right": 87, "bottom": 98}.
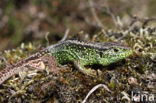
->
{"left": 98, "top": 42, "right": 133, "bottom": 65}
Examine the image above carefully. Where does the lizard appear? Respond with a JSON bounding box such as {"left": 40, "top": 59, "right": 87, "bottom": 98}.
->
{"left": 0, "top": 40, "right": 133, "bottom": 84}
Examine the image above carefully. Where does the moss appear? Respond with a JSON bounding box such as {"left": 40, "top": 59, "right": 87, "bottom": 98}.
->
{"left": 0, "top": 22, "right": 155, "bottom": 102}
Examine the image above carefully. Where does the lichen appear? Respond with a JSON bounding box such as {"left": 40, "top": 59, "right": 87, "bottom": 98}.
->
{"left": 0, "top": 23, "right": 155, "bottom": 102}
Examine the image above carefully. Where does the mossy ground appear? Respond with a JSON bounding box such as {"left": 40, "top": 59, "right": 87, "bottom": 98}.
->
{"left": 0, "top": 0, "right": 156, "bottom": 102}
{"left": 0, "top": 22, "right": 155, "bottom": 102}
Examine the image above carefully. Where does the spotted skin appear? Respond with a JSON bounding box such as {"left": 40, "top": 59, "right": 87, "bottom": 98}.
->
{"left": 48, "top": 40, "right": 133, "bottom": 76}
{"left": 0, "top": 40, "right": 133, "bottom": 84}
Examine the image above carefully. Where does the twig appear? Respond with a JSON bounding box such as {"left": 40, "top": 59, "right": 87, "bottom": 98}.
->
{"left": 88, "top": 1, "right": 122, "bottom": 29}
{"left": 129, "top": 15, "right": 156, "bottom": 28}
{"left": 118, "top": 16, "right": 156, "bottom": 41}
{"left": 88, "top": 0, "right": 104, "bottom": 29}
{"left": 117, "top": 15, "right": 140, "bottom": 41}
{"left": 82, "top": 84, "right": 111, "bottom": 103}
{"left": 0, "top": 57, "right": 11, "bottom": 67}
{"left": 129, "top": 15, "right": 138, "bottom": 26}
{"left": 45, "top": 32, "right": 50, "bottom": 46}
{"left": 104, "top": 6, "right": 119, "bottom": 28}
{"left": 60, "top": 28, "right": 70, "bottom": 42}
{"left": 142, "top": 18, "right": 156, "bottom": 28}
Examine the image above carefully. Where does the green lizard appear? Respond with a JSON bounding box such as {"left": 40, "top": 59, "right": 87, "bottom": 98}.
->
{"left": 0, "top": 40, "right": 133, "bottom": 84}
{"left": 48, "top": 40, "right": 133, "bottom": 76}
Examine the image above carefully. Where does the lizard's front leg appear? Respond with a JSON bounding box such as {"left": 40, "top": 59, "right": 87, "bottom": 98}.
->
{"left": 73, "top": 60, "right": 97, "bottom": 76}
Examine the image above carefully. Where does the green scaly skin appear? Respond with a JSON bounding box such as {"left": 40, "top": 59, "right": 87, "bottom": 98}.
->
{"left": 47, "top": 40, "right": 133, "bottom": 76}
{"left": 0, "top": 40, "right": 133, "bottom": 84}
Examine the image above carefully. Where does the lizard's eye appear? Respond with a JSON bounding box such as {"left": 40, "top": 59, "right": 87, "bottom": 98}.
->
{"left": 113, "top": 48, "right": 119, "bottom": 52}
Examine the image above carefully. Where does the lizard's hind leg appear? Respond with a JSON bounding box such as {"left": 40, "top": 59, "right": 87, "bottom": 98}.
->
{"left": 73, "top": 60, "right": 97, "bottom": 76}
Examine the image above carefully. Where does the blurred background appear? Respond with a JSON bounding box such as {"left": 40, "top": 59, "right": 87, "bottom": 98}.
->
{"left": 0, "top": 0, "right": 156, "bottom": 50}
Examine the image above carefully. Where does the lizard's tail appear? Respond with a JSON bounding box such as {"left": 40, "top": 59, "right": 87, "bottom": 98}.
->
{"left": 0, "top": 65, "right": 28, "bottom": 84}
{"left": 0, "top": 48, "right": 49, "bottom": 85}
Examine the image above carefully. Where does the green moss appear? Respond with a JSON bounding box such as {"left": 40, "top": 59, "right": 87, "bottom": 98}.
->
{"left": 0, "top": 20, "right": 155, "bottom": 102}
